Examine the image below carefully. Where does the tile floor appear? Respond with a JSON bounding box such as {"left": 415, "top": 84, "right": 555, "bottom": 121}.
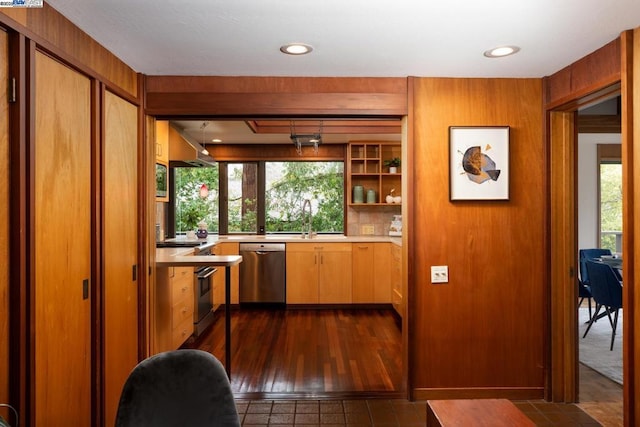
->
{"left": 235, "top": 398, "right": 602, "bottom": 426}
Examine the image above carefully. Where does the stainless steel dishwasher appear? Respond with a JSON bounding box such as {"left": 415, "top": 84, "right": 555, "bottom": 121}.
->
{"left": 239, "top": 243, "right": 286, "bottom": 306}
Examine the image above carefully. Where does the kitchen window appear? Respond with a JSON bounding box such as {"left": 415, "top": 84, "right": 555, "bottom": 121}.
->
{"left": 219, "top": 161, "right": 344, "bottom": 235}
{"left": 172, "top": 161, "right": 344, "bottom": 235}
{"left": 172, "top": 165, "right": 219, "bottom": 234}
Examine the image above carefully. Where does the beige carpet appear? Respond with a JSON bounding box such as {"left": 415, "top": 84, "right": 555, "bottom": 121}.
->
{"left": 578, "top": 307, "right": 623, "bottom": 385}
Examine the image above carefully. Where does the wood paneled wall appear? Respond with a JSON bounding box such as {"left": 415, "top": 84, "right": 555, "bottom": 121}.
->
{"left": 410, "top": 78, "right": 546, "bottom": 399}
{"left": 0, "top": 3, "right": 138, "bottom": 98}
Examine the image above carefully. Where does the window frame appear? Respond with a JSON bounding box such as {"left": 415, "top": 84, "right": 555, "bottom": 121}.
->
{"left": 597, "top": 143, "right": 622, "bottom": 252}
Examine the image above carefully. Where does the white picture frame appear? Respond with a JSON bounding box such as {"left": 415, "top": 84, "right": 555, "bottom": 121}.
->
{"left": 449, "top": 126, "right": 510, "bottom": 201}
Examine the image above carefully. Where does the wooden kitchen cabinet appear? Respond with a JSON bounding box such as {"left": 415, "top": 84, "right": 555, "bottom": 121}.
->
{"left": 352, "top": 243, "right": 375, "bottom": 303}
{"left": 390, "top": 243, "right": 402, "bottom": 318}
{"left": 352, "top": 243, "right": 392, "bottom": 303}
{"left": 155, "top": 120, "right": 169, "bottom": 163}
{"left": 155, "top": 265, "right": 195, "bottom": 353}
{"left": 287, "top": 243, "right": 352, "bottom": 304}
{"left": 216, "top": 242, "right": 240, "bottom": 305}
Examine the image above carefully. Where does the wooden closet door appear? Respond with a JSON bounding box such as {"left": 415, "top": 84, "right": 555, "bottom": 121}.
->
{"left": 0, "top": 29, "right": 9, "bottom": 409}
{"left": 104, "top": 90, "right": 139, "bottom": 426}
{"left": 34, "top": 51, "right": 92, "bottom": 425}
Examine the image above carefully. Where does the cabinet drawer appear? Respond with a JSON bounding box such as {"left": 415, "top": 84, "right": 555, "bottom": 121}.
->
{"left": 171, "top": 276, "right": 194, "bottom": 302}
{"left": 287, "top": 242, "right": 352, "bottom": 252}
{"left": 171, "top": 316, "right": 194, "bottom": 348}
{"left": 172, "top": 299, "right": 193, "bottom": 326}
{"left": 171, "top": 266, "right": 193, "bottom": 284}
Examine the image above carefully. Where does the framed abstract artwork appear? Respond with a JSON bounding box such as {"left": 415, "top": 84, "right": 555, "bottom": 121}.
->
{"left": 449, "top": 126, "right": 510, "bottom": 201}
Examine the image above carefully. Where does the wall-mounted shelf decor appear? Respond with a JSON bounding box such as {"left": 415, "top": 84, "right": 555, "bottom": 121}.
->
{"left": 347, "top": 142, "right": 401, "bottom": 206}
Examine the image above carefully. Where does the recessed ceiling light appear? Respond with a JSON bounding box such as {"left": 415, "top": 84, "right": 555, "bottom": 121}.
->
{"left": 280, "top": 43, "right": 313, "bottom": 55}
{"left": 484, "top": 45, "right": 520, "bottom": 58}
{"left": 211, "top": 138, "right": 222, "bottom": 143}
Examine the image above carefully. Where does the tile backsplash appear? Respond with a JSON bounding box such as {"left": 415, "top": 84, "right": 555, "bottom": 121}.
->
{"left": 347, "top": 205, "right": 401, "bottom": 236}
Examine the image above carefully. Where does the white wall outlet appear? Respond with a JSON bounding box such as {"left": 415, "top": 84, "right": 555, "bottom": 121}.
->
{"left": 431, "top": 265, "right": 449, "bottom": 284}
{"left": 361, "top": 224, "right": 375, "bottom": 235}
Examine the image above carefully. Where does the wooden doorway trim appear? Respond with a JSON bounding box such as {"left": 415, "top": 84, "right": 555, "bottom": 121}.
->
{"left": 620, "top": 29, "right": 638, "bottom": 426}
{"left": 548, "top": 29, "right": 638, "bottom": 425}
{"left": 549, "top": 110, "right": 578, "bottom": 402}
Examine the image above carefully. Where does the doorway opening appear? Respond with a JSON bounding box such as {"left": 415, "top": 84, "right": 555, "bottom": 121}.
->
{"left": 576, "top": 96, "right": 623, "bottom": 401}
{"left": 155, "top": 116, "right": 407, "bottom": 399}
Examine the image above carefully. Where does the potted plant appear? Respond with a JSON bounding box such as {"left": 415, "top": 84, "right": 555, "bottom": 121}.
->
{"left": 384, "top": 157, "right": 401, "bottom": 173}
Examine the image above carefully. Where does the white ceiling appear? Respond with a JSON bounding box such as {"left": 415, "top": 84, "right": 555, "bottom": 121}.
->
{"left": 46, "top": 0, "right": 640, "bottom": 78}
{"left": 45, "top": 0, "right": 636, "bottom": 144}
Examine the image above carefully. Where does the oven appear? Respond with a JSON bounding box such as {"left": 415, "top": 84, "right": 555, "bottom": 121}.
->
{"left": 193, "top": 245, "right": 216, "bottom": 336}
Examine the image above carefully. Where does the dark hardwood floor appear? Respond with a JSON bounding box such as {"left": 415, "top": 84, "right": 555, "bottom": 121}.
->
{"left": 184, "top": 307, "right": 403, "bottom": 398}
{"left": 183, "top": 307, "right": 620, "bottom": 425}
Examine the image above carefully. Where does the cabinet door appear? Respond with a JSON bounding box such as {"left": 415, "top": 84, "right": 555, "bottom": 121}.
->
{"left": 390, "top": 244, "right": 402, "bottom": 317}
{"left": 104, "top": 90, "right": 139, "bottom": 427}
{"left": 211, "top": 244, "right": 224, "bottom": 309}
{"left": 286, "top": 246, "right": 319, "bottom": 303}
{"left": 218, "top": 242, "right": 240, "bottom": 304}
{"left": 155, "top": 120, "right": 169, "bottom": 163}
{"left": 319, "top": 245, "right": 352, "bottom": 303}
{"left": 373, "top": 243, "right": 392, "bottom": 303}
{"left": 34, "top": 51, "right": 92, "bottom": 426}
{"left": 352, "top": 244, "right": 375, "bottom": 303}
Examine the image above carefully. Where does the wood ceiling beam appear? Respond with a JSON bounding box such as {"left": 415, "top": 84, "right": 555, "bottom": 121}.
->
{"left": 577, "top": 114, "right": 621, "bottom": 133}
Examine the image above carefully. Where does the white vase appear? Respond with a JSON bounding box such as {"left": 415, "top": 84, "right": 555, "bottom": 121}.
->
{"left": 389, "top": 166, "right": 398, "bottom": 174}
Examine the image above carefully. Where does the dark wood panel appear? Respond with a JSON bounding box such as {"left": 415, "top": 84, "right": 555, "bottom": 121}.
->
{"left": 0, "top": 29, "right": 9, "bottom": 411}
{"left": 146, "top": 92, "right": 407, "bottom": 117}
{"left": 0, "top": 4, "right": 138, "bottom": 97}
{"left": 248, "top": 119, "right": 401, "bottom": 135}
{"left": 185, "top": 308, "right": 402, "bottom": 396}
{"left": 145, "top": 76, "right": 408, "bottom": 117}
{"left": 146, "top": 76, "right": 407, "bottom": 93}
{"left": 411, "top": 78, "right": 545, "bottom": 393}
{"left": 577, "top": 114, "right": 621, "bottom": 133}
{"left": 544, "top": 38, "right": 620, "bottom": 109}
{"left": 205, "top": 143, "right": 345, "bottom": 161}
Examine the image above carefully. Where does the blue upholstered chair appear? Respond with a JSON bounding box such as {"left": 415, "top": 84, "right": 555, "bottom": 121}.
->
{"left": 115, "top": 349, "right": 240, "bottom": 427}
{"left": 578, "top": 248, "right": 612, "bottom": 320}
{"left": 582, "top": 260, "right": 623, "bottom": 351}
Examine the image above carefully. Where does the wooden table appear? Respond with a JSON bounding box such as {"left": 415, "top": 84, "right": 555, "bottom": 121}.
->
{"left": 426, "top": 399, "right": 534, "bottom": 426}
{"left": 156, "top": 254, "right": 243, "bottom": 378}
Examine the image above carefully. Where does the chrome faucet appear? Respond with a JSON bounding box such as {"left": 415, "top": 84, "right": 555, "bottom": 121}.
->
{"left": 301, "top": 199, "right": 313, "bottom": 239}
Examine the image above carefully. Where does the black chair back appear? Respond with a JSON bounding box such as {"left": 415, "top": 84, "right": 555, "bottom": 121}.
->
{"left": 585, "top": 260, "right": 622, "bottom": 309}
{"left": 115, "top": 349, "right": 240, "bottom": 427}
{"left": 579, "top": 248, "right": 612, "bottom": 286}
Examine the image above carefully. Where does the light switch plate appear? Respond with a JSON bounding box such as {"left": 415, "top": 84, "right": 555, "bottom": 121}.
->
{"left": 431, "top": 265, "right": 449, "bottom": 283}
{"left": 361, "top": 224, "right": 375, "bottom": 235}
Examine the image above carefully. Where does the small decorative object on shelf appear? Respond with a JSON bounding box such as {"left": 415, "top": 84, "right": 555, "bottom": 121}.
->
{"left": 386, "top": 189, "right": 402, "bottom": 204}
{"left": 353, "top": 185, "right": 364, "bottom": 203}
{"left": 366, "top": 189, "right": 376, "bottom": 203}
{"left": 196, "top": 220, "right": 208, "bottom": 239}
{"left": 384, "top": 157, "right": 401, "bottom": 173}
